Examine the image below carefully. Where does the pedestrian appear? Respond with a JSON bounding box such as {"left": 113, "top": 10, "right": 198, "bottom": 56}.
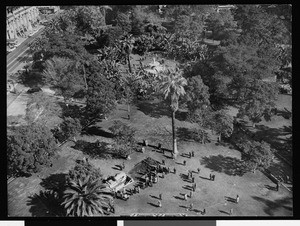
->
{"left": 229, "top": 208, "right": 233, "bottom": 215}
{"left": 192, "top": 151, "right": 195, "bottom": 157}
{"left": 190, "top": 171, "right": 193, "bottom": 178}
{"left": 162, "top": 159, "right": 165, "bottom": 165}
{"left": 174, "top": 168, "right": 176, "bottom": 174}
{"left": 141, "top": 147, "right": 145, "bottom": 153}
{"left": 122, "top": 162, "right": 125, "bottom": 170}
{"left": 159, "top": 193, "right": 162, "bottom": 200}
{"left": 184, "top": 194, "right": 188, "bottom": 201}
{"left": 209, "top": 173, "right": 212, "bottom": 180}
{"left": 193, "top": 183, "right": 196, "bottom": 192}
{"left": 189, "top": 203, "right": 193, "bottom": 211}
{"left": 236, "top": 195, "right": 239, "bottom": 203}
{"left": 189, "top": 152, "right": 192, "bottom": 158}
{"left": 158, "top": 200, "right": 162, "bottom": 207}
{"left": 137, "top": 186, "right": 140, "bottom": 193}
{"left": 212, "top": 175, "right": 215, "bottom": 181}
{"left": 197, "top": 168, "right": 200, "bottom": 174}
{"left": 190, "top": 191, "right": 193, "bottom": 198}
{"left": 192, "top": 177, "right": 195, "bottom": 183}
{"left": 276, "top": 183, "right": 279, "bottom": 191}
{"left": 183, "top": 160, "right": 186, "bottom": 166}
{"left": 202, "top": 209, "right": 206, "bottom": 215}
{"left": 158, "top": 143, "right": 162, "bottom": 150}
{"left": 167, "top": 167, "right": 170, "bottom": 173}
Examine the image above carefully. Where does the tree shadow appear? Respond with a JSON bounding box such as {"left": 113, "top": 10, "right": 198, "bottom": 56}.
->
{"left": 71, "top": 140, "right": 119, "bottom": 159}
{"left": 147, "top": 202, "right": 160, "bottom": 207}
{"left": 17, "top": 70, "right": 45, "bottom": 87}
{"left": 174, "top": 195, "right": 184, "bottom": 200}
{"left": 218, "top": 210, "right": 230, "bottom": 215}
{"left": 136, "top": 100, "right": 170, "bottom": 118}
{"left": 224, "top": 196, "right": 236, "bottom": 203}
{"left": 40, "top": 173, "right": 68, "bottom": 197}
{"left": 27, "top": 190, "right": 65, "bottom": 217}
{"left": 82, "top": 126, "right": 114, "bottom": 138}
{"left": 200, "top": 155, "right": 247, "bottom": 176}
{"left": 150, "top": 195, "right": 160, "bottom": 200}
{"left": 254, "top": 124, "right": 292, "bottom": 161}
{"left": 251, "top": 196, "right": 293, "bottom": 216}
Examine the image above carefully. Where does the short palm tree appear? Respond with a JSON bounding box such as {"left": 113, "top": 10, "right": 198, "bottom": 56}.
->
{"left": 62, "top": 176, "right": 113, "bottom": 216}
{"left": 158, "top": 67, "right": 187, "bottom": 158}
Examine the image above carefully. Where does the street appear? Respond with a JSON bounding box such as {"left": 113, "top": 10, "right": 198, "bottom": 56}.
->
{"left": 7, "top": 26, "right": 44, "bottom": 75}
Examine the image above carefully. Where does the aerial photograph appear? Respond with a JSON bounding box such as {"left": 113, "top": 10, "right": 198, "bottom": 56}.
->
{"left": 7, "top": 5, "right": 292, "bottom": 217}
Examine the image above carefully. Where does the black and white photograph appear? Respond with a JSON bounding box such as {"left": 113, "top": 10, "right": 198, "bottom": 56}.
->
{"left": 6, "top": 4, "right": 292, "bottom": 217}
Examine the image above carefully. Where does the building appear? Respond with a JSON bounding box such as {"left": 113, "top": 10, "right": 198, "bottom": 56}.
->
{"left": 216, "top": 5, "right": 236, "bottom": 12}
{"left": 6, "top": 6, "right": 40, "bottom": 40}
{"left": 37, "top": 6, "right": 60, "bottom": 14}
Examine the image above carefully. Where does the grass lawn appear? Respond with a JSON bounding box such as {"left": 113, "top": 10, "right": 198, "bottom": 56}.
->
{"left": 8, "top": 100, "right": 292, "bottom": 217}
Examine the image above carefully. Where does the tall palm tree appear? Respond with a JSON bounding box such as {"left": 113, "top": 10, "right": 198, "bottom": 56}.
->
{"left": 62, "top": 176, "right": 114, "bottom": 216}
{"left": 158, "top": 67, "right": 187, "bottom": 158}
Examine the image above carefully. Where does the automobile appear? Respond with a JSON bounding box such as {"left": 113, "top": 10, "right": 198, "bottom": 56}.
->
{"left": 27, "top": 87, "right": 42, "bottom": 94}
{"left": 7, "top": 46, "right": 16, "bottom": 53}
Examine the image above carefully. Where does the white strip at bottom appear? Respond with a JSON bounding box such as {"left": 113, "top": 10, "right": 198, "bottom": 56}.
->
{"left": 217, "top": 220, "right": 299, "bottom": 226}
{"left": 117, "top": 220, "right": 124, "bottom": 226}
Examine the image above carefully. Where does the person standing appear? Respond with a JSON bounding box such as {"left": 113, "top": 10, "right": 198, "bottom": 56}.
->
{"left": 184, "top": 194, "right": 188, "bottom": 201}
{"left": 189, "top": 203, "right": 193, "bottom": 211}
{"left": 183, "top": 160, "right": 186, "bottom": 166}
{"left": 159, "top": 193, "right": 162, "bottom": 200}
{"left": 190, "top": 191, "right": 193, "bottom": 198}
{"left": 236, "top": 195, "right": 239, "bottom": 203}
{"left": 158, "top": 200, "right": 162, "bottom": 207}
{"left": 174, "top": 168, "right": 176, "bottom": 174}
{"left": 197, "top": 168, "right": 200, "bottom": 174}
{"left": 202, "top": 209, "right": 206, "bottom": 215}
{"left": 229, "top": 208, "right": 233, "bottom": 215}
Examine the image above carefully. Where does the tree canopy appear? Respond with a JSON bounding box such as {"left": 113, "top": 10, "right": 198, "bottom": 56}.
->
{"left": 7, "top": 124, "right": 59, "bottom": 177}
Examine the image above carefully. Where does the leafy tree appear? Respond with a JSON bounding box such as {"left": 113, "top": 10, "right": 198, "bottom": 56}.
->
{"left": 42, "top": 56, "right": 85, "bottom": 105}
{"left": 25, "top": 92, "right": 61, "bottom": 127}
{"left": 109, "top": 120, "right": 136, "bottom": 146}
{"left": 237, "top": 79, "right": 278, "bottom": 126}
{"left": 85, "top": 72, "right": 116, "bottom": 121}
{"left": 62, "top": 176, "right": 113, "bottom": 216}
{"left": 242, "top": 141, "right": 273, "bottom": 173}
{"left": 59, "top": 117, "right": 82, "bottom": 142}
{"left": 68, "top": 158, "right": 103, "bottom": 184}
{"left": 130, "top": 5, "right": 163, "bottom": 36}
{"left": 115, "top": 12, "right": 132, "bottom": 33}
{"left": 184, "top": 75, "right": 210, "bottom": 117}
{"left": 209, "top": 110, "right": 234, "bottom": 142}
{"left": 7, "top": 123, "right": 58, "bottom": 177}
{"left": 157, "top": 68, "right": 187, "bottom": 158}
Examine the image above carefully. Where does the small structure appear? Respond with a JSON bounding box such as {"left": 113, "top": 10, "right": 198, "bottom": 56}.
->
{"left": 106, "top": 171, "right": 134, "bottom": 192}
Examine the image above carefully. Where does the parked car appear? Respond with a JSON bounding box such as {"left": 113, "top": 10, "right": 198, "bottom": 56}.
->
{"left": 7, "top": 46, "right": 16, "bottom": 53}
{"left": 27, "top": 87, "right": 42, "bottom": 94}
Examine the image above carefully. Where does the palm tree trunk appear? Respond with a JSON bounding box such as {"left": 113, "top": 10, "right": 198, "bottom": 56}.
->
{"left": 127, "top": 54, "right": 132, "bottom": 73}
{"left": 172, "top": 110, "right": 178, "bottom": 157}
